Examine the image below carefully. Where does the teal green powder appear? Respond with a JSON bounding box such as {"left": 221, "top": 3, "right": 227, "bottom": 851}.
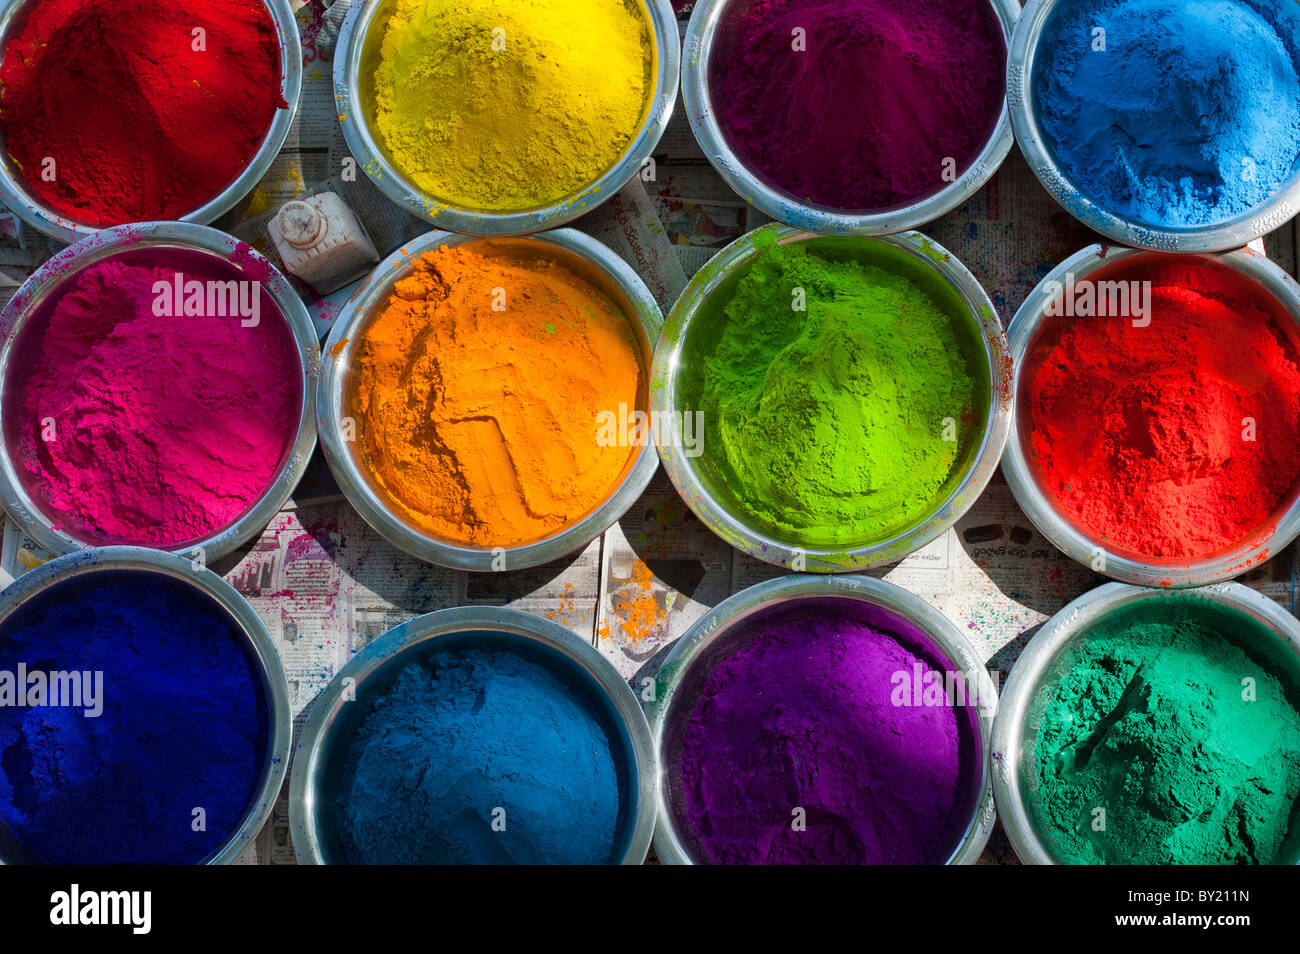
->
{"left": 1034, "top": 596, "right": 1300, "bottom": 865}
{"left": 697, "top": 235, "right": 977, "bottom": 544}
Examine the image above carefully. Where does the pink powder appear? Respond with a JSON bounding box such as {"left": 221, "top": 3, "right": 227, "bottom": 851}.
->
{"left": 5, "top": 247, "right": 303, "bottom": 548}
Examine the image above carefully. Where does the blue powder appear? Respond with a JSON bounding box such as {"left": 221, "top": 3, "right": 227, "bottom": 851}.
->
{"left": 1035, "top": 0, "right": 1300, "bottom": 227}
{"left": 337, "top": 647, "right": 625, "bottom": 865}
{"left": 0, "top": 572, "right": 269, "bottom": 864}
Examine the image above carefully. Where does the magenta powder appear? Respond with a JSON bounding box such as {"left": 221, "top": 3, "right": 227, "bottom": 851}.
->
{"left": 708, "top": 0, "right": 1006, "bottom": 211}
{"left": 670, "top": 598, "right": 983, "bottom": 864}
{"left": 5, "top": 247, "right": 302, "bottom": 548}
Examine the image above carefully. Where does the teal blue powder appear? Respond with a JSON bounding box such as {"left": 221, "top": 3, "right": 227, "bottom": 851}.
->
{"left": 337, "top": 647, "right": 625, "bottom": 865}
{"left": 1036, "top": 0, "right": 1300, "bottom": 227}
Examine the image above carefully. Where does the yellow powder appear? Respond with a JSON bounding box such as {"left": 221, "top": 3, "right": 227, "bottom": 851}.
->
{"left": 371, "top": 0, "right": 652, "bottom": 212}
{"left": 349, "top": 242, "right": 645, "bottom": 548}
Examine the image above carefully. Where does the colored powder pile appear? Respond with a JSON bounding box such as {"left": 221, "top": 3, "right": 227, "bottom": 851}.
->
{"left": 1034, "top": 596, "right": 1300, "bottom": 865}
{"left": 1036, "top": 0, "right": 1300, "bottom": 228}
{"left": 0, "top": 0, "right": 285, "bottom": 227}
{"left": 696, "top": 234, "right": 978, "bottom": 544}
{"left": 0, "top": 573, "right": 270, "bottom": 865}
{"left": 708, "top": 0, "right": 1006, "bottom": 211}
{"left": 336, "top": 647, "right": 625, "bottom": 864}
{"left": 672, "top": 599, "right": 983, "bottom": 865}
{"left": 350, "top": 243, "right": 644, "bottom": 547}
{"left": 1027, "top": 257, "right": 1300, "bottom": 561}
{"left": 608, "top": 557, "right": 663, "bottom": 642}
{"left": 371, "top": 0, "right": 651, "bottom": 212}
{"left": 5, "top": 248, "right": 303, "bottom": 549}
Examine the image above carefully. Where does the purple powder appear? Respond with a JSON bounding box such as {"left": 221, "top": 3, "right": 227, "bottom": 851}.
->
{"left": 707, "top": 0, "right": 1006, "bottom": 212}
{"left": 670, "top": 598, "right": 983, "bottom": 864}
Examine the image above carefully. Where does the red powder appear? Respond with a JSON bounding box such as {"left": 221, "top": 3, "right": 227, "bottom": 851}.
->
{"left": 1026, "top": 257, "right": 1300, "bottom": 561}
{"left": 0, "top": 0, "right": 285, "bottom": 227}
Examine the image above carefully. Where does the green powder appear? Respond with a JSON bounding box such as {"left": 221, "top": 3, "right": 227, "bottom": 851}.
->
{"left": 697, "top": 234, "right": 977, "bottom": 544}
{"left": 1034, "top": 596, "right": 1300, "bottom": 865}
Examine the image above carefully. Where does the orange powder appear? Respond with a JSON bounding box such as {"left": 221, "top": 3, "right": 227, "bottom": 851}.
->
{"left": 349, "top": 242, "right": 644, "bottom": 547}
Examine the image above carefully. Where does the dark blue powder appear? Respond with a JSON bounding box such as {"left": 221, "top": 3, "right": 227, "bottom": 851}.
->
{"left": 337, "top": 647, "right": 625, "bottom": 865}
{"left": 0, "top": 572, "right": 269, "bottom": 864}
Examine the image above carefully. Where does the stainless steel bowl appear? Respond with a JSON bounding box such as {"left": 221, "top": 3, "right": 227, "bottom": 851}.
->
{"left": 0, "top": 546, "right": 293, "bottom": 865}
{"left": 333, "top": 0, "right": 679, "bottom": 236}
{"left": 651, "top": 224, "right": 1013, "bottom": 572}
{"left": 318, "top": 228, "right": 662, "bottom": 571}
{"left": 991, "top": 581, "right": 1300, "bottom": 865}
{"left": 0, "top": 0, "right": 303, "bottom": 244}
{"left": 646, "top": 574, "right": 999, "bottom": 865}
{"left": 0, "top": 222, "right": 321, "bottom": 562}
{"left": 1008, "top": 0, "right": 1300, "bottom": 252}
{"left": 682, "top": 0, "right": 1019, "bottom": 235}
{"left": 288, "top": 606, "right": 657, "bottom": 865}
{"left": 1003, "top": 243, "right": 1300, "bottom": 587}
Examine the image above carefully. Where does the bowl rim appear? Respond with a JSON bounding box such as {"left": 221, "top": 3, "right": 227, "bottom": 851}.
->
{"left": 0, "top": 0, "right": 304, "bottom": 244}
{"left": 1002, "top": 243, "right": 1300, "bottom": 586}
{"left": 317, "top": 227, "right": 663, "bottom": 571}
{"left": 650, "top": 223, "right": 1014, "bottom": 572}
{"left": 681, "top": 0, "right": 1020, "bottom": 236}
{"left": 332, "top": 0, "right": 680, "bottom": 236}
{"left": 287, "top": 605, "right": 658, "bottom": 865}
{"left": 0, "top": 221, "right": 321, "bottom": 562}
{"left": 644, "top": 573, "right": 999, "bottom": 865}
{"left": 990, "top": 580, "right": 1300, "bottom": 865}
{"left": 0, "top": 545, "right": 293, "bottom": 865}
{"left": 1007, "top": 0, "right": 1300, "bottom": 252}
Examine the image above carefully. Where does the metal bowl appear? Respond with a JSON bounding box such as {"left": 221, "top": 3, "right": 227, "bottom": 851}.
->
{"left": 0, "top": 0, "right": 303, "bottom": 244}
{"left": 333, "top": 0, "right": 679, "bottom": 236}
{"left": 651, "top": 224, "right": 1013, "bottom": 572}
{"left": 1003, "top": 244, "right": 1300, "bottom": 587}
{"left": 646, "top": 574, "right": 999, "bottom": 865}
{"left": 288, "top": 606, "right": 657, "bottom": 865}
{"left": 0, "top": 222, "right": 320, "bottom": 562}
{"left": 318, "top": 228, "right": 662, "bottom": 571}
{"left": 682, "top": 0, "right": 1019, "bottom": 235}
{"left": 1008, "top": 0, "right": 1300, "bottom": 252}
{"left": 991, "top": 581, "right": 1300, "bottom": 865}
{"left": 0, "top": 546, "right": 293, "bottom": 865}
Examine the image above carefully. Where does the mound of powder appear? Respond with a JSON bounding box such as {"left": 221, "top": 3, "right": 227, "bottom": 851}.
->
{"left": 1036, "top": 0, "right": 1300, "bottom": 227}
{"left": 350, "top": 243, "right": 643, "bottom": 547}
{"left": 5, "top": 248, "right": 303, "bottom": 549}
{"left": 0, "top": 0, "right": 285, "bottom": 227}
{"left": 1034, "top": 596, "right": 1300, "bottom": 864}
{"left": 672, "top": 599, "right": 983, "bottom": 864}
{"left": 336, "top": 648, "right": 625, "bottom": 864}
{"left": 371, "top": 0, "right": 650, "bottom": 212}
{"left": 696, "top": 233, "right": 978, "bottom": 544}
{"left": 0, "top": 573, "right": 270, "bottom": 864}
{"left": 1026, "top": 257, "right": 1300, "bottom": 561}
{"left": 708, "top": 0, "right": 1006, "bottom": 211}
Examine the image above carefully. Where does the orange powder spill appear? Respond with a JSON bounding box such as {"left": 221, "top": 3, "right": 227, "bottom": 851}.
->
{"left": 608, "top": 557, "right": 663, "bottom": 642}
{"left": 349, "top": 242, "right": 644, "bottom": 547}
